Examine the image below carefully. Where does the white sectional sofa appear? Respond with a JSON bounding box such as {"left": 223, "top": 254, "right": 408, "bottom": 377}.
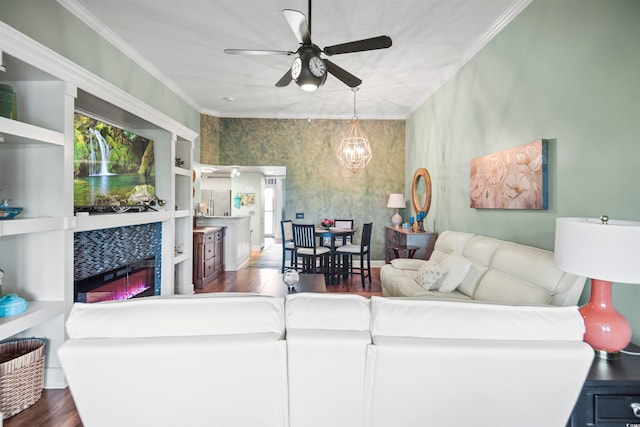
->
{"left": 58, "top": 292, "right": 594, "bottom": 427}
{"left": 380, "top": 230, "right": 586, "bottom": 306}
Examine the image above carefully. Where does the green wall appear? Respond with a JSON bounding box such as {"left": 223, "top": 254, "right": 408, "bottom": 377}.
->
{"left": 0, "top": 0, "right": 200, "bottom": 133}
{"left": 406, "top": 0, "right": 640, "bottom": 343}
{"left": 202, "top": 116, "right": 406, "bottom": 260}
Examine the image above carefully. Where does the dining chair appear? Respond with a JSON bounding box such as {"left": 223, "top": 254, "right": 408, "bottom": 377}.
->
{"left": 323, "top": 219, "right": 354, "bottom": 247}
{"left": 335, "top": 222, "right": 372, "bottom": 288}
{"left": 280, "top": 220, "right": 295, "bottom": 273}
{"left": 292, "top": 223, "right": 330, "bottom": 275}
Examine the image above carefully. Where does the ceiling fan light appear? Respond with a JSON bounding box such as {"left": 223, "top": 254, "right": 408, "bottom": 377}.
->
{"left": 300, "top": 83, "right": 319, "bottom": 92}
{"left": 294, "top": 71, "right": 326, "bottom": 91}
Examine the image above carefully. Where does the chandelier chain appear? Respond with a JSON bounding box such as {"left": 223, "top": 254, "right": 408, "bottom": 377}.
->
{"left": 352, "top": 87, "right": 358, "bottom": 120}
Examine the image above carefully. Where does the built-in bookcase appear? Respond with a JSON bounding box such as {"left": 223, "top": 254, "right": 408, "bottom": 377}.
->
{"left": 0, "top": 23, "right": 196, "bottom": 387}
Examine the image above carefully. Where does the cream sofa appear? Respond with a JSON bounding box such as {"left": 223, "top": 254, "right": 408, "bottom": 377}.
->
{"left": 58, "top": 292, "right": 593, "bottom": 427}
{"left": 381, "top": 230, "right": 586, "bottom": 306}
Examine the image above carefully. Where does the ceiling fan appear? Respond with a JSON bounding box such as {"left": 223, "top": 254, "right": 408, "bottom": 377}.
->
{"left": 224, "top": 0, "right": 392, "bottom": 92}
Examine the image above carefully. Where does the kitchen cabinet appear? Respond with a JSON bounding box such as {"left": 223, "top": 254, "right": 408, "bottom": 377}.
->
{"left": 193, "top": 227, "right": 224, "bottom": 288}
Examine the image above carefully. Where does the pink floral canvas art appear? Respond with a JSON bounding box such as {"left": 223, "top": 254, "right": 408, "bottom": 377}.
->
{"left": 470, "top": 139, "right": 548, "bottom": 209}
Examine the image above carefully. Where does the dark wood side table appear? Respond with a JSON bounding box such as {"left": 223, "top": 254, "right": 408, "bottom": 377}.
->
{"left": 390, "top": 245, "right": 420, "bottom": 259}
{"left": 384, "top": 226, "right": 436, "bottom": 263}
{"left": 568, "top": 344, "right": 640, "bottom": 426}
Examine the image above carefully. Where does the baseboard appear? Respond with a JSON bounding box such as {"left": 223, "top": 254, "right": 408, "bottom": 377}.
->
{"left": 44, "top": 366, "right": 67, "bottom": 389}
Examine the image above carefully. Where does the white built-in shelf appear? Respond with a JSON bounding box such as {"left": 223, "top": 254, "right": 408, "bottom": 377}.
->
{"left": 0, "top": 301, "right": 65, "bottom": 341}
{"left": 174, "top": 167, "right": 191, "bottom": 177}
{"left": 0, "top": 116, "right": 65, "bottom": 146}
{"left": 0, "top": 217, "right": 65, "bottom": 237}
{"left": 173, "top": 209, "right": 192, "bottom": 219}
{"left": 173, "top": 252, "right": 190, "bottom": 265}
{"left": 72, "top": 210, "right": 172, "bottom": 232}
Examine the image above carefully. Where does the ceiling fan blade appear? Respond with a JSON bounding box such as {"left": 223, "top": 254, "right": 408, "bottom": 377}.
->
{"left": 275, "top": 69, "right": 293, "bottom": 87}
{"left": 323, "top": 35, "right": 392, "bottom": 56}
{"left": 325, "top": 60, "right": 362, "bottom": 88}
{"left": 282, "top": 9, "right": 311, "bottom": 45}
{"left": 224, "top": 49, "right": 295, "bottom": 56}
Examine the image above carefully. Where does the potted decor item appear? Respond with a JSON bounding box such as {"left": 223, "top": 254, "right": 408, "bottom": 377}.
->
{"left": 0, "top": 84, "right": 17, "bottom": 120}
{"left": 0, "top": 200, "right": 23, "bottom": 220}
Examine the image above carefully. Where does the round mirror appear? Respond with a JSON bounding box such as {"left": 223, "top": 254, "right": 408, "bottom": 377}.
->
{"left": 411, "top": 168, "right": 432, "bottom": 215}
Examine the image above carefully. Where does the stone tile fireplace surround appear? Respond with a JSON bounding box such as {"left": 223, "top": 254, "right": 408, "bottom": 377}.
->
{"left": 74, "top": 223, "right": 163, "bottom": 302}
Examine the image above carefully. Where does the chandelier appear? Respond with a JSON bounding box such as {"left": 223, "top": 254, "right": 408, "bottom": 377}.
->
{"left": 336, "top": 88, "right": 372, "bottom": 173}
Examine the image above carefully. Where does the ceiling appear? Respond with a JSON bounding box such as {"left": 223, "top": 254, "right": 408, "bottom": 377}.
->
{"left": 59, "top": 0, "right": 532, "bottom": 121}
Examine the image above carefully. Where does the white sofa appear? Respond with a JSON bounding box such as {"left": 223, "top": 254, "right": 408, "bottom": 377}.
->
{"left": 58, "top": 292, "right": 594, "bottom": 427}
{"left": 381, "top": 230, "right": 586, "bottom": 306}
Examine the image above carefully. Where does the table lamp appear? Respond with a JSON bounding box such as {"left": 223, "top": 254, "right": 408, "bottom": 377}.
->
{"left": 387, "top": 194, "right": 405, "bottom": 227}
{"left": 554, "top": 216, "right": 640, "bottom": 359}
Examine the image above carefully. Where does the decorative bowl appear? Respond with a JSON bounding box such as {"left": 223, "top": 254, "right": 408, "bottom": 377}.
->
{"left": 0, "top": 294, "right": 29, "bottom": 317}
{"left": 0, "top": 207, "right": 23, "bottom": 220}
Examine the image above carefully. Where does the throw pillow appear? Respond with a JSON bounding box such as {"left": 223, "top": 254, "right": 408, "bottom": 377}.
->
{"left": 414, "top": 261, "right": 448, "bottom": 291}
{"left": 438, "top": 253, "right": 472, "bottom": 292}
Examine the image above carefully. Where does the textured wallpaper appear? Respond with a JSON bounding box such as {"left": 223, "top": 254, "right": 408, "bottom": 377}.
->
{"left": 200, "top": 115, "right": 406, "bottom": 260}
{"left": 200, "top": 114, "right": 220, "bottom": 165}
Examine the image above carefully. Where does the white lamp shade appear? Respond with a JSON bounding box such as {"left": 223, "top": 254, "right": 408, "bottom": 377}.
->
{"left": 387, "top": 194, "right": 406, "bottom": 209}
{"left": 554, "top": 217, "right": 640, "bottom": 284}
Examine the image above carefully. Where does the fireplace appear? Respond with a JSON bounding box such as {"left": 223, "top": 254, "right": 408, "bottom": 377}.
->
{"left": 74, "top": 223, "right": 162, "bottom": 302}
{"left": 74, "top": 258, "right": 156, "bottom": 303}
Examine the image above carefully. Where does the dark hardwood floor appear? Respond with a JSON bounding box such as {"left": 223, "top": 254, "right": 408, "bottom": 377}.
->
{"left": 4, "top": 244, "right": 381, "bottom": 427}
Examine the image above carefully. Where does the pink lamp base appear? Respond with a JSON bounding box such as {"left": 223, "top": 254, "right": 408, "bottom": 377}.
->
{"left": 580, "top": 278, "right": 631, "bottom": 359}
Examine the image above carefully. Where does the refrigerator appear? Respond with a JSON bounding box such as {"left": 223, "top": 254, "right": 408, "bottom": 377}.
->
{"left": 202, "top": 189, "right": 231, "bottom": 216}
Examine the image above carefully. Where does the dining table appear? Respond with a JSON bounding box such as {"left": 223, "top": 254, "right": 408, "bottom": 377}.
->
{"left": 314, "top": 227, "right": 355, "bottom": 285}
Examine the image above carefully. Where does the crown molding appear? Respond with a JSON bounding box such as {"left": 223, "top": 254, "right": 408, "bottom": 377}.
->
{"left": 57, "top": 0, "right": 201, "bottom": 112}
{"left": 0, "top": 20, "right": 198, "bottom": 142}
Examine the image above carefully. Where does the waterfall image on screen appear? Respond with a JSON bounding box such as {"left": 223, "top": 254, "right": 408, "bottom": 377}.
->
{"left": 73, "top": 112, "right": 155, "bottom": 208}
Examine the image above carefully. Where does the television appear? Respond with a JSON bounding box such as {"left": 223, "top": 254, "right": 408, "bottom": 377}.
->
{"left": 73, "top": 112, "right": 155, "bottom": 211}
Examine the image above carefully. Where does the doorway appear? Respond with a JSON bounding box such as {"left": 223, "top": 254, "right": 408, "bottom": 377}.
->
{"left": 264, "top": 186, "right": 274, "bottom": 237}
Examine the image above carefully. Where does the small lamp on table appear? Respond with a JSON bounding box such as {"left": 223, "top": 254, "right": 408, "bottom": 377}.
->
{"left": 554, "top": 216, "right": 640, "bottom": 359}
{"left": 387, "top": 194, "right": 405, "bottom": 227}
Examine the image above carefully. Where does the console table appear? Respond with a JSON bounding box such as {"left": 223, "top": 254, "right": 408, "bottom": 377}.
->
{"left": 384, "top": 226, "right": 436, "bottom": 263}
{"left": 568, "top": 344, "right": 640, "bottom": 426}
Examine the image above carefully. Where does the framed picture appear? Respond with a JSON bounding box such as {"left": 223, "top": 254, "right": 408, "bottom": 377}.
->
{"left": 470, "top": 139, "right": 548, "bottom": 209}
{"left": 238, "top": 193, "right": 255, "bottom": 207}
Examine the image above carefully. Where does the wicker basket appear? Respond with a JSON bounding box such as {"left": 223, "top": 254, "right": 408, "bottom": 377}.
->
{"left": 0, "top": 338, "right": 46, "bottom": 419}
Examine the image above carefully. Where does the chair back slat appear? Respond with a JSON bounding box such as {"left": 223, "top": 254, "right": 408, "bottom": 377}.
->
{"left": 293, "top": 224, "right": 317, "bottom": 249}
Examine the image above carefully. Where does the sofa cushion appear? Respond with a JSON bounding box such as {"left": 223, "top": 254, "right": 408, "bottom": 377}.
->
{"left": 369, "top": 296, "right": 586, "bottom": 341}
{"left": 415, "top": 261, "right": 448, "bottom": 291}
{"left": 438, "top": 253, "right": 472, "bottom": 292}
{"left": 285, "top": 293, "right": 370, "bottom": 331}
{"left": 457, "top": 235, "right": 503, "bottom": 296}
{"left": 66, "top": 293, "right": 285, "bottom": 339}
{"left": 390, "top": 258, "right": 426, "bottom": 270}
{"left": 474, "top": 270, "right": 552, "bottom": 305}
{"left": 430, "top": 230, "right": 474, "bottom": 260}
